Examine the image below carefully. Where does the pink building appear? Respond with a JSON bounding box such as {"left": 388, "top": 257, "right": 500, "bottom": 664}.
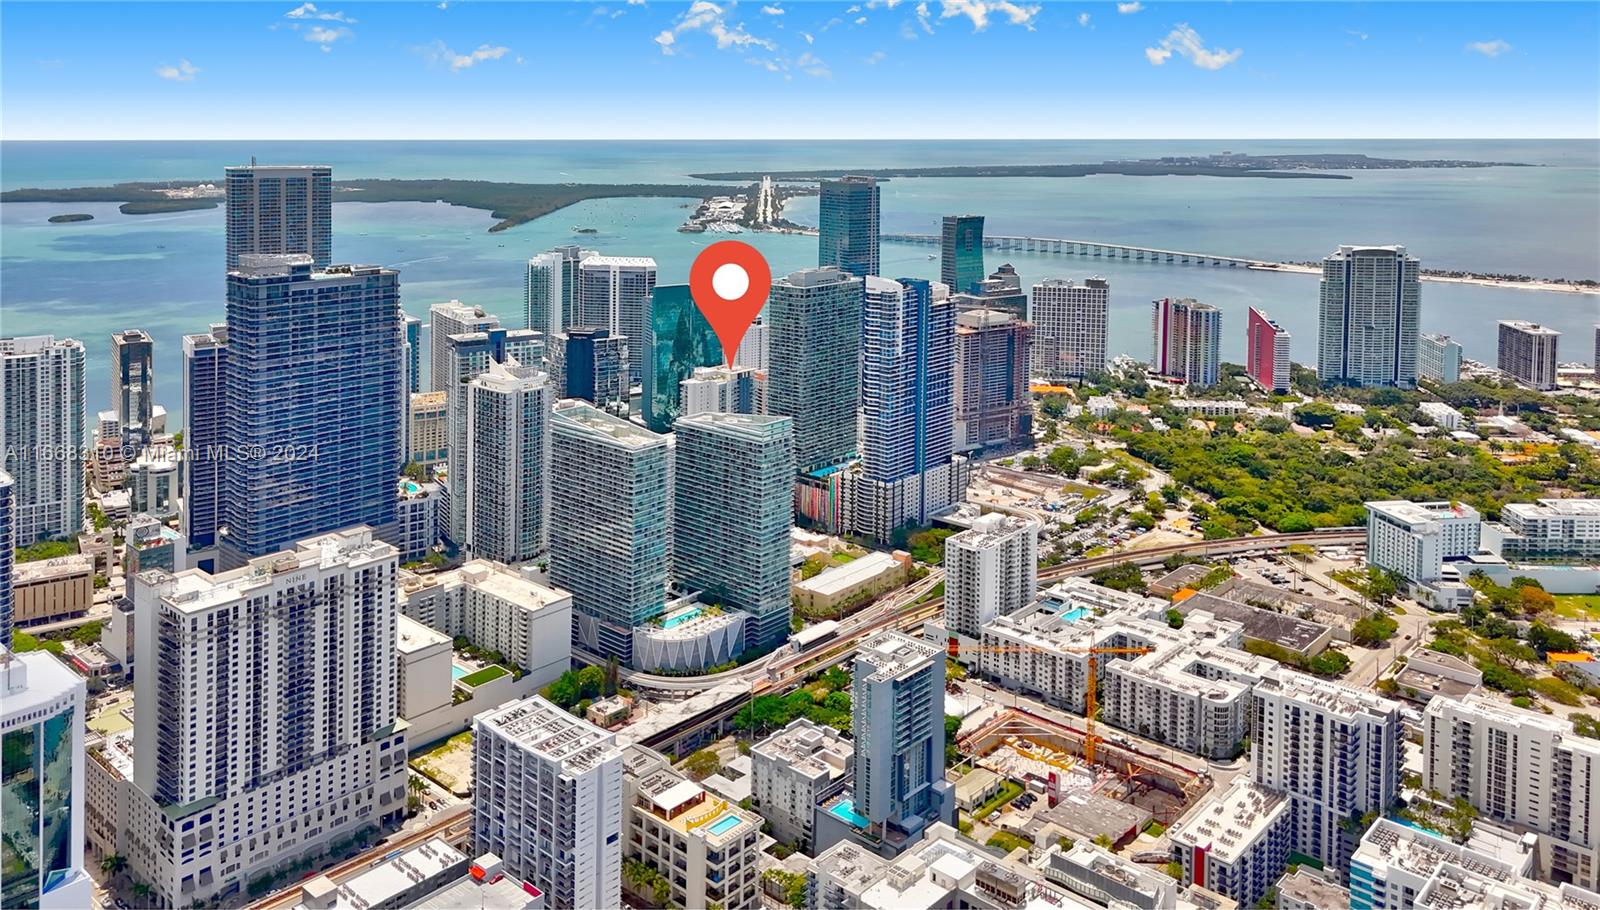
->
{"left": 1246, "top": 307, "right": 1291, "bottom": 393}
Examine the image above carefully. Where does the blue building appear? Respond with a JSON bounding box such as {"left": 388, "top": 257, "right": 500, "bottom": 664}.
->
{"left": 551, "top": 327, "right": 628, "bottom": 414}
{"left": 181, "top": 325, "right": 228, "bottom": 571}
{"left": 767, "top": 268, "right": 863, "bottom": 474}
{"left": 216, "top": 256, "right": 403, "bottom": 568}
{"left": 0, "top": 471, "right": 12, "bottom": 648}
{"left": 940, "top": 214, "right": 985, "bottom": 294}
{"left": 641, "top": 284, "right": 723, "bottom": 433}
{"left": 818, "top": 176, "right": 880, "bottom": 279}
{"left": 403, "top": 315, "right": 423, "bottom": 394}
{"left": 224, "top": 164, "right": 332, "bottom": 271}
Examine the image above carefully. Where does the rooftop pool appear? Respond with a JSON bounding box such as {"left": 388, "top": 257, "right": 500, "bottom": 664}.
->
{"left": 827, "top": 798, "right": 870, "bottom": 828}
{"left": 451, "top": 664, "right": 468, "bottom": 680}
{"left": 659, "top": 606, "right": 703, "bottom": 630}
{"left": 1059, "top": 606, "right": 1091, "bottom": 623}
{"left": 707, "top": 814, "right": 743, "bottom": 836}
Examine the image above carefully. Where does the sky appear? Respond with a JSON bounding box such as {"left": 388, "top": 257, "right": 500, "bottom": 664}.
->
{"left": 2, "top": 1, "right": 1597, "bottom": 139}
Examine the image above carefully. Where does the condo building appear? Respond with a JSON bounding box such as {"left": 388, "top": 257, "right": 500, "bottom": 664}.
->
{"left": 223, "top": 163, "right": 332, "bottom": 270}
{"left": 474, "top": 696, "right": 624, "bottom": 910}
{"left": 576, "top": 255, "right": 657, "bottom": 385}
{"left": 1, "top": 648, "right": 91, "bottom": 910}
{"left": 953, "top": 309, "right": 1033, "bottom": 453}
{"left": 399, "top": 560, "right": 572, "bottom": 691}
{"left": 809, "top": 823, "right": 1057, "bottom": 910}
{"left": 1167, "top": 779, "right": 1293, "bottom": 907}
{"left": 766, "top": 267, "right": 863, "bottom": 473}
{"left": 943, "top": 512, "right": 1038, "bottom": 639}
{"left": 461, "top": 360, "right": 552, "bottom": 564}
{"left": 428, "top": 300, "right": 499, "bottom": 397}
{"left": 1029, "top": 278, "right": 1108, "bottom": 382}
{"left": 1498, "top": 497, "right": 1600, "bottom": 562}
{"left": 110, "top": 328, "right": 156, "bottom": 444}
{"left": 439, "top": 324, "right": 542, "bottom": 545}
{"left": 1348, "top": 818, "right": 1542, "bottom": 910}
{"left": 180, "top": 325, "right": 227, "bottom": 569}
{"left": 1317, "top": 245, "right": 1422, "bottom": 388}
{"left": 679, "top": 365, "right": 760, "bottom": 418}
{"left": 1417, "top": 332, "right": 1463, "bottom": 384}
{"left": 525, "top": 244, "right": 597, "bottom": 338}
{"left": 849, "top": 631, "right": 954, "bottom": 850}
{"left": 621, "top": 745, "right": 762, "bottom": 910}
{"left": 1151, "top": 297, "right": 1222, "bottom": 388}
{"left": 549, "top": 327, "right": 629, "bottom": 414}
{"left": 0, "top": 335, "right": 86, "bottom": 546}
{"left": 818, "top": 175, "right": 880, "bottom": 278}
{"left": 750, "top": 718, "right": 853, "bottom": 851}
{"left": 1365, "top": 499, "right": 1482, "bottom": 592}
{"left": 0, "top": 472, "right": 13, "bottom": 647}
{"left": 1245, "top": 307, "right": 1291, "bottom": 393}
{"left": 1498, "top": 319, "right": 1561, "bottom": 391}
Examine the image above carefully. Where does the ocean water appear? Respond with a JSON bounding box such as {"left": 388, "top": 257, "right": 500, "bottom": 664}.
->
{"left": 2, "top": 139, "right": 1597, "bottom": 425}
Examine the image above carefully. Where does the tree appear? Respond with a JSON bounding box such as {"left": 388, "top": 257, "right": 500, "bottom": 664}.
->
{"left": 1308, "top": 649, "right": 1352, "bottom": 676}
{"left": 683, "top": 749, "right": 721, "bottom": 781}
{"left": 1519, "top": 586, "right": 1555, "bottom": 616}
{"left": 1527, "top": 622, "right": 1580, "bottom": 658}
{"left": 542, "top": 673, "right": 579, "bottom": 708}
{"left": 1292, "top": 402, "right": 1338, "bottom": 428}
{"left": 1093, "top": 834, "right": 1114, "bottom": 849}
{"left": 1090, "top": 562, "right": 1146, "bottom": 594}
{"left": 101, "top": 853, "right": 128, "bottom": 878}
{"left": 1163, "top": 861, "right": 1184, "bottom": 880}
{"left": 576, "top": 665, "right": 605, "bottom": 700}
{"left": 1165, "top": 609, "right": 1184, "bottom": 630}
{"left": 945, "top": 715, "right": 963, "bottom": 768}
{"left": 408, "top": 775, "right": 428, "bottom": 795}
{"left": 1351, "top": 612, "right": 1399, "bottom": 646}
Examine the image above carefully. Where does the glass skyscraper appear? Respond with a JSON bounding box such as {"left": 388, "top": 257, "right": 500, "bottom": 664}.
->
{"left": 403, "top": 315, "right": 423, "bottom": 393}
{"left": 1316, "top": 244, "right": 1421, "bottom": 389}
{"left": 549, "top": 401, "right": 669, "bottom": 663}
{"left": 766, "top": 267, "right": 863, "bottom": 473}
{"left": 217, "top": 256, "right": 403, "bottom": 567}
{"left": 224, "top": 164, "right": 332, "bottom": 270}
{"left": 672, "top": 413, "right": 795, "bottom": 650}
{"left": 818, "top": 175, "right": 880, "bottom": 278}
{"left": 181, "top": 324, "right": 227, "bottom": 570}
{"left": 441, "top": 326, "right": 542, "bottom": 545}
{"left": 940, "top": 214, "right": 985, "bottom": 294}
{"left": 110, "top": 328, "right": 155, "bottom": 444}
{"left": 550, "top": 328, "right": 628, "bottom": 414}
{"left": 462, "top": 360, "right": 552, "bottom": 564}
{"left": 641, "top": 284, "right": 723, "bottom": 433}
{"left": 1, "top": 650, "right": 90, "bottom": 910}
{"left": 0, "top": 336, "right": 85, "bottom": 547}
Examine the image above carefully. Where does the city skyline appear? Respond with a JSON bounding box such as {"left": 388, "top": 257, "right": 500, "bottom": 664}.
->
{"left": 1, "top": 2, "right": 1596, "bottom": 140}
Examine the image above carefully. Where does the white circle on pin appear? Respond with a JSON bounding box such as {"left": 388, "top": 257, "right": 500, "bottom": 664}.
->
{"left": 712, "top": 263, "right": 749, "bottom": 300}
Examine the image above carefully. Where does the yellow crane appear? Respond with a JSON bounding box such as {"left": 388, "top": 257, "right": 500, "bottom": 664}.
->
{"left": 948, "top": 639, "right": 1153, "bottom": 765}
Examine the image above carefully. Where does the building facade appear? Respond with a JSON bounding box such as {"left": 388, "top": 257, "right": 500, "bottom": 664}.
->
{"left": 407, "top": 391, "right": 448, "bottom": 469}
{"left": 1365, "top": 500, "right": 1482, "bottom": 584}
{"left": 1417, "top": 332, "right": 1463, "bottom": 384}
{"left": 1168, "top": 779, "right": 1293, "bottom": 907}
{"left": 1029, "top": 278, "right": 1108, "bottom": 382}
{"left": 180, "top": 325, "right": 227, "bottom": 569}
{"left": 818, "top": 176, "right": 880, "bottom": 278}
{"left": 766, "top": 267, "right": 863, "bottom": 474}
{"left": 549, "top": 327, "right": 629, "bottom": 414}
{"left": 1498, "top": 498, "right": 1600, "bottom": 562}
{"left": 440, "top": 326, "right": 542, "bottom": 545}
{"left": 1151, "top": 297, "right": 1222, "bottom": 388}
{"left": 621, "top": 745, "right": 762, "bottom": 910}
{"left": 1317, "top": 245, "right": 1422, "bottom": 388}
{"left": 223, "top": 164, "right": 332, "bottom": 270}
{"left": 576, "top": 255, "right": 657, "bottom": 385}
{"left": 428, "top": 301, "right": 499, "bottom": 398}
{"left": 943, "top": 513, "right": 1038, "bottom": 640}
{"left": 1497, "top": 320, "right": 1561, "bottom": 391}
{"left": 750, "top": 718, "right": 853, "bottom": 851}
{"left": 850, "top": 631, "right": 954, "bottom": 848}
{"left": 680, "top": 366, "right": 759, "bottom": 418}
{"left": 462, "top": 361, "right": 552, "bottom": 565}
{"left": 525, "top": 245, "right": 597, "bottom": 338}
{"left": 940, "top": 214, "right": 985, "bottom": 294}
{"left": 110, "top": 328, "right": 156, "bottom": 445}
{"left": 641, "top": 284, "right": 723, "bottom": 433}
{"left": 0, "top": 336, "right": 85, "bottom": 546}
{"left": 1, "top": 648, "right": 91, "bottom": 910}
{"left": 399, "top": 560, "right": 572, "bottom": 688}
{"left": 1245, "top": 307, "right": 1291, "bottom": 393}
{"left": 474, "top": 696, "right": 624, "bottom": 910}
{"left": 672, "top": 413, "right": 794, "bottom": 650}
{"left": 953, "top": 309, "right": 1033, "bottom": 454}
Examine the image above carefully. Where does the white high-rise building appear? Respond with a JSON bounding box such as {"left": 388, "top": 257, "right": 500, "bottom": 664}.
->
{"left": 224, "top": 164, "right": 332, "bottom": 270}
{"left": 1497, "top": 320, "right": 1561, "bottom": 391}
{"left": 1499, "top": 498, "right": 1600, "bottom": 562}
{"left": 1424, "top": 694, "right": 1600, "bottom": 890}
{"left": 428, "top": 300, "right": 498, "bottom": 397}
{"left": 1030, "top": 277, "right": 1108, "bottom": 382}
{"left": 1364, "top": 500, "right": 1482, "bottom": 584}
{"left": 121, "top": 527, "right": 408, "bottom": 907}
{"left": 525, "top": 245, "right": 597, "bottom": 339}
{"left": 399, "top": 560, "right": 572, "bottom": 687}
{"left": 943, "top": 513, "right": 1037, "bottom": 639}
{"left": 462, "top": 360, "right": 552, "bottom": 564}
{"left": 1, "top": 648, "right": 91, "bottom": 910}
{"left": 734, "top": 321, "right": 769, "bottom": 371}
{"left": 1251, "top": 673, "right": 1404, "bottom": 873}
{"left": 679, "top": 365, "right": 759, "bottom": 418}
{"left": 850, "top": 631, "right": 954, "bottom": 847}
{"left": 1417, "top": 333, "right": 1463, "bottom": 384}
{"left": 440, "top": 323, "right": 542, "bottom": 546}
{"left": 621, "top": 744, "right": 762, "bottom": 910}
{"left": 576, "top": 255, "right": 657, "bottom": 385}
{"left": 474, "top": 695, "right": 624, "bottom": 910}
{"left": 1168, "top": 779, "right": 1294, "bottom": 908}
{"left": 0, "top": 336, "right": 86, "bottom": 546}
{"left": 1317, "top": 245, "right": 1422, "bottom": 389}
{"left": 1151, "top": 297, "right": 1222, "bottom": 388}
{"left": 750, "top": 718, "right": 854, "bottom": 851}
{"left": 1348, "top": 817, "right": 1542, "bottom": 910}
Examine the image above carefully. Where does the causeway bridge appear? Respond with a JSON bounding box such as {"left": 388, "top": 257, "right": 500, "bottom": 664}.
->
{"left": 882, "top": 232, "right": 1268, "bottom": 268}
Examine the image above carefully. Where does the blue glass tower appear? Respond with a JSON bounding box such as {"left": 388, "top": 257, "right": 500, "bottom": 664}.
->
{"left": 218, "top": 255, "right": 403, "bottom": 567}
{"left": 403, "top": 315, "right": 423, "bottom": 393}
{"left": 641, "top": 284, "right": 723, "bottom": 433}
{"left": 818, "top": 175, "right": 880, "bottom": 278}
{"left": 940, "top": 214, "right": 985, "bottom": 294}
{"left": 181, "top": 325, "right": 228, "bottom": 571}
{"left": 0, "top": 471, "right": 12, "bottom": 648}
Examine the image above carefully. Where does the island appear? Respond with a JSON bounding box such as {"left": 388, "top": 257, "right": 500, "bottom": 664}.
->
{"left": 47, "top": 213, "right": 94, "bottom": 223}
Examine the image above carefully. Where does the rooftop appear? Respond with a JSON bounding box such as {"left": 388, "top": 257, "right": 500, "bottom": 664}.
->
{"left": 14, "top": 554, "right": 94, "bottom": 582}
{"left": 478, "top": 695, "right": 622, "bottom": 775}
{"left": 298, "top": 838, "right": 466, "bottom": 910}
{"left": 581, "top": 255, "right": 656, "bottom": 269}
{"left": 396, "top": 614, "right": 451, "bottom": 655}
{"left": 1174, "top": 591, "right": 1330, "bottom": 653}
{"left": 948, "top": 513, "right": 1036, "bottom": 552}
{"left": 856, "top": 630, "right": 941, "bottom": 684}
{"left": 1168, "top": 779, "right": 1289, "bottom": 864}
{"left": 140, "top": 527, "right": 393, "bottom": 614}
{"left": 1499, "top": 320, "right": 1562, "bottom": 337}
{"left": 753, "top": 718, "right": 854, "bottom": 783}
{"left": 1503, "top": 498, "right": 1600, "bottom": 520}
{"left": 1255, "top": 671, "right": 1401, "bottom": 721}
{"left": 552, "top": 399, "right": 666, "bottom": 449}
{"left": 795, "top": 551, "right": 904, "bottom": 598}
{"left": 1276, "top": 870, "right": 1350, "bottom": 910}
{"left": 1367, "top": 500, "right": 1482, "bottom": 524}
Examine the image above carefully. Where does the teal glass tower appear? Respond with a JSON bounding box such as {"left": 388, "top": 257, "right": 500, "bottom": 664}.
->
{"left": 641, "top": 284, "right": 723, "bottom": 433}
{"left": 672, "top": 413, "right": 795, "bottom": 651}
{"left": 940, "top": 214, "right": 985, "bottom": 294}
{"left": 766, "top": 268, "right": 863, "bottom": 473}
{"left": 818, "top": 175, "right": 880, "bottom": 278}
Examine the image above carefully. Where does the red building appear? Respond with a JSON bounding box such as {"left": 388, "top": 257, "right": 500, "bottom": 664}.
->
{"left": 1246, "top": 307, "right": 1291, "bottom": 393}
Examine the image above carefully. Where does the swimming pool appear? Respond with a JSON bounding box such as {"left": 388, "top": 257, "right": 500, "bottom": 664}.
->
{"left": 659, "top": 606, "right": 702, "bottom": 630}
{"left": 1059, "top": 607, "right": 1091, "bottom": 623}
{"left": 1391, "top": 816, "right": 1446, "bottom": 839}
{"left": 827, "top": 798, "right": 869, "bottom": 828}
{"left": 451, "top": 664, "right": 468, "bottom": 680}
{"left": 707, "top": 814, "right": 743, "bottom": 836}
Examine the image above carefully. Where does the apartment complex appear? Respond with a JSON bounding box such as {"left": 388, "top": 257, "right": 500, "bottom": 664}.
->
{"left": 1167, "top": 780, "right": 1293, "bottom": 908}
{"left": 1498, "top": 497, "right": 1600, "bottom": 561}
{"left": 818, "top": 175, "right": 880, "bottom": 278}
{"left": 943, "top": 512, "right": 1038, "bottom": 639}
{"left": 474, "top": 696, "right": 625, "bottom": 910}
{"left": 1317, "top": 245, "right": 1422, "bottom": 388}
{"left": 461, "top": 360, "right": 552, "bottom": 564}
{"left": 180, "top": 325, "right": 227, "bottom": 567}
{"left": 621, "top": 745, "right": 762, "bottom": 910}
{"left": 223, "top": 164, "right": 332, "bottom": 269}
{"left": 0, "top": 335, "right": 86, "bottom": 546}
{"left": 766, "top": 267, "right": 864, "bottom": 473}
{"left": 1498, "top": 319, "right": 1561, "bottom": 390}
{"left": 399, "top": 560, "right": 572, "bottom": 688}
{"left": 809, "top": 823, "right": 1056, "bottom": 910}
{"left": 1365, "top": 499, "right": 1482, "bottom": 593}
{"left": 1417, "top": 332, "right": 1464, "bottom": 384}
{"left": 679, "top": 365, "right": 760, "bottom": 418}
{"left": 1029, "top": 277, "right": 1108, "bottom": 382}
{"left": 576, "top": 255, "right": 657, "bottom": 384}
{"left": 1349, "top": 818, "right": 1536, "bottom": 910}
{"left": 1245, "top": 306, "right": 1291, "bottom": 393}
{"left": 428, "top": 300, "right": 499, "bottom": 396}
{"left": 953, "top": 309, "right": 1033, "bottom": 453}
{"left": 849, "top": 631, "right": 954, "bottom": 850}
{"left": 750, "top": 718, "right": 853, "bottom": 850}
{"left": 549, "top": 327, "right": 629, "bottom": 414}
{"left": 1151, "top": 297, "right": 1222, "bottom": 387}
{"left": 525, "top": 244, "right": 597, "bottom": 338}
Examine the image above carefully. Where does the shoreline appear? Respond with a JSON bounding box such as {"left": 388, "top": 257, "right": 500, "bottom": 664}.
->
{"left": 1245, "top": 263, "right": 1599, "bottom": 295}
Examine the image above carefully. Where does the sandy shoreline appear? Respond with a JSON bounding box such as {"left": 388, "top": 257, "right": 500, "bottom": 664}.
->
{"left": 1246, "top": 263, "right": 1598, "bottom": 295}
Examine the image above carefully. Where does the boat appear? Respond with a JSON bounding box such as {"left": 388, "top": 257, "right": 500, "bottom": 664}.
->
{"left": 572, "top": 226, "right": 599, "bottom": 234}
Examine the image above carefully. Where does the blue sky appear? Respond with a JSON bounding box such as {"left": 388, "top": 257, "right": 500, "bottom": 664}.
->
{"left": 3, "top": 1, "right": 1596, "bottom": 139}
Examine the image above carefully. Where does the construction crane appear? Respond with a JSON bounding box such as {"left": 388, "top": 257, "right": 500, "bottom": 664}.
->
{"left": 948, "top": 639, "right": 1152, "bottom": 765}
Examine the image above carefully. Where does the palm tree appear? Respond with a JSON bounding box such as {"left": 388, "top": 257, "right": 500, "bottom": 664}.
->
{"left": 101, "top": 853, "right": 129, "bottom": 878}
{"left": 408, "top": 775, "right": 428, "bottom": 795}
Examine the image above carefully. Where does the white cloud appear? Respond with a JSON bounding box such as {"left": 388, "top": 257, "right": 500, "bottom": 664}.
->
{"left": 801, "top": 31, "right": 814, "bottom": 43}
{"left": 655, "top": 1, "right": 777, "bottom": 55}
{"left": 865, "top": 0, "right": 904, "bottom": 7}
{"left": 303, "top": 25, "right": 352, "bottom": 50}
{"left": 155, "top": 59, "right": 198, "bottom": 82}
{"left": 285, "top": 2, "right": 355, "bottom": 23}
{"left": 797, "top": 50, "right": 830, "bottom": 76}
{"left": 424, "top": 40, "right": 513, "bottom": 70}
{"left": 628, "top": 0, "right": 647, "bottom": 4}
{"left": 761, "top": 4, "right": 784, "bottom": 14}
{"left": 854, "top": 15, "right": 867, "bottom": 24}
{"left": 1144, "top": 24, "right": 1240, "bottom": 69}
{"left": 1078, "top": 11, "right": 1090, "bottom": 26}
{"left": 914, "top": 2, "right": 934, "bottom": 33}
{"left": 939, "top": 0, "right": 1041, "bottom": 32}
{"left": 1116, "top": 1, "right": 1142, "bottom": 13}
{"left": 864, "top": 49, "right": 886, "bottom": 63}
{"left": 1466, "top": 39, "right": 1512, "bottom": 57}
{"left": 436, "top": 2, "right": 448, "bottom": 8}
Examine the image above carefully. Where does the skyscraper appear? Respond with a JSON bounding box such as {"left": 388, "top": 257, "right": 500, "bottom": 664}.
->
{"left": 673, "top": 413, "right": 795, "bottom": 650}
{"left": 0, "top": 335, "right": 85, "bottom": 546}
{"left": 0, "top": 472, "right": 12, "bottom": 648}
{"left": 951, "top": 263, "right": 1028, "bottom": 320}
{"left": 1030, "top": 278, "right": 1108, "bottom": 382}
{"left": 818, "top": 175, "right": 880, "bottom": 278}
{"left": 473, "top": 696, "right": 624, "bottom": 910}
{"left": 850, "top": 631, "right": 954, "bottom": 846}
{"left": 1417, "top": 333, "right": 1463, "bottom": 384}
{"left": 1151, "top": 297, "right": 1222, "bottom": 388}
{"left": 110, "top": 328, "right": 155, "bottom": 444}
{"left": 550, "top": 400, "right": 669, "bottom": 663}
{"left": 218, "top": 256, "right": 402, "bottom": 567}
{"left": 1497, "top": 320, "right": 1560, "bottom": 391}
{"left": 181, "top": 324, "right": 227, "bottom": 571}
{"left": 1317, "top": 245, "right": 1421, "bottom": 388}
{"left": 124, "top": 528, "right": 408, "bottom": 907}
{"left": 549, "top": 327, "right": 628, "bottom": 414}
{"left": 1245, "top": 307, "right": 1291, "bottom": 393}
{"left": 526, "top": 245, "right": 597, "bottom": 338}
{"left": 679, "top": 365, "right": 759, "bottom": 418}
{"left": 953, "top": 309, "right": 1032, "bottom": 453}
{"left": 462, "top": 360, "right": 552, "bottom": 564}
{"left": 641, "top": 284, "right": 723, "bottom": 433}
{"left": 853, "top": 277, "right": 966, "bottom": 542}
{"left": 940, "top": 214, "right": 985, "bottom": 294}
{"left": 223, "top": 163, "right": 332, "bottom": 270}
{"left": 428, "top": 300, "right": 498, "bottom": 397}
{"left": 943, "top": 513, "right": 1037, "bottom": 640}
{"left": 440, "top": 326, "right": 542, "bottom": 545}
{"left": 1, "top": 647, "right": 91, "bottom": 910}
{"left": 577, "top": 255, "right": 657, "bottom": 385}
{"left": 767, "top": 267, "right": 863, "bottom": 473}
{"left": 403, "top": 314, "right": 423, "bottom": 393}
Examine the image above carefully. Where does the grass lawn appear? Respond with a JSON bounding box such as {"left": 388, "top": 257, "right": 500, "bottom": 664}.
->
{"left": 459, "top": 664, "right": 509, "bottom": 687}
{"left": 972, "top": 779, "right": 1025, "bottom": 820}
{"left": 986, "top": 831, "right": 1033, "bottom": 854}
{"left": 1060, "top": 482, "right": 1101, "bottom": 499}
{"left": 1553, "top": 595, "right": 1600, "bottom": 621}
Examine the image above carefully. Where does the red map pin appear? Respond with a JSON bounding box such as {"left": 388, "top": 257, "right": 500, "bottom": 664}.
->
{"left": 690, "top": 240, "right": 771, "bottom": 367}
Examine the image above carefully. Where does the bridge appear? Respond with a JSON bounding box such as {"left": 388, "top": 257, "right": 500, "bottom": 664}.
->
{"left": 882, "top": 232, "right": 1272, "bottom": 268}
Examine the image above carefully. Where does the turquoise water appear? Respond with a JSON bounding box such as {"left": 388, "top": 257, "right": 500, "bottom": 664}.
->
{"left": 828, "top": 798, "right": 870, "bottom": 828}
{"left": 3, "top": 140, "right": 1596, "bottom": 425}
{"left": 1391, "top": 816, "right": 1446, "bottom": 839}
{"left": 451, "top": 664, "right": 467, "bottom": 681}
{"left": 1059, "top": 607, "right": 1092, "bottom": 623}
{"left": 660, "top": 607, "right": 703, "bottom": 630}
{"left": 707, "top": 814, "right": 743, "bottom": 836}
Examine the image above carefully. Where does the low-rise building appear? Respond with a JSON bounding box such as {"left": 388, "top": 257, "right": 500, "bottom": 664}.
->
{"left": 399, "top": 560, "right": 570, "bottom": 687}
{"left": 1172, "top": 590, "right": 1333, "bottom": 657}
{"left": 1417, "top": 401, "right": 1464, "bottom": 431}
{"left": 1275, "top": 868, "right": 1349, "bottom": 910}
{"left": 1497, "top": 498, "right": 1600, "bottom": 562}
{"left": 621, "top": 745, "right": 762, "bottom": 910}
{"left": 1348, "top": 818, "right": 1537, "bottom": 910}
{"left": 1169, "top": 399, "right": 1248, "bottom": 418}
{"left": 631, "top": 601, "right": 749, "bottom": 674}
{"left": 124, "top": 515, "right": 183, "bottom": 575}
{"left": 792, "top": 551, "right": 910, "bottom": 614}
{"left": 750, "top": 718, "right": 853, "bottom": 850}
{"left": 809, "top": 823, "right": 1056, "bottom": 910}
{"left": 1168, "top": 779, "right": 1294, "bottom": 908}
{"left": 13, "top": 555, "right": 94, "bottom": 625}
{"left": 1038, "top": 841, "right": 1179, "bottom": 910}
{"left": 396, "top": 478, "right": 441, "bottom": 563}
